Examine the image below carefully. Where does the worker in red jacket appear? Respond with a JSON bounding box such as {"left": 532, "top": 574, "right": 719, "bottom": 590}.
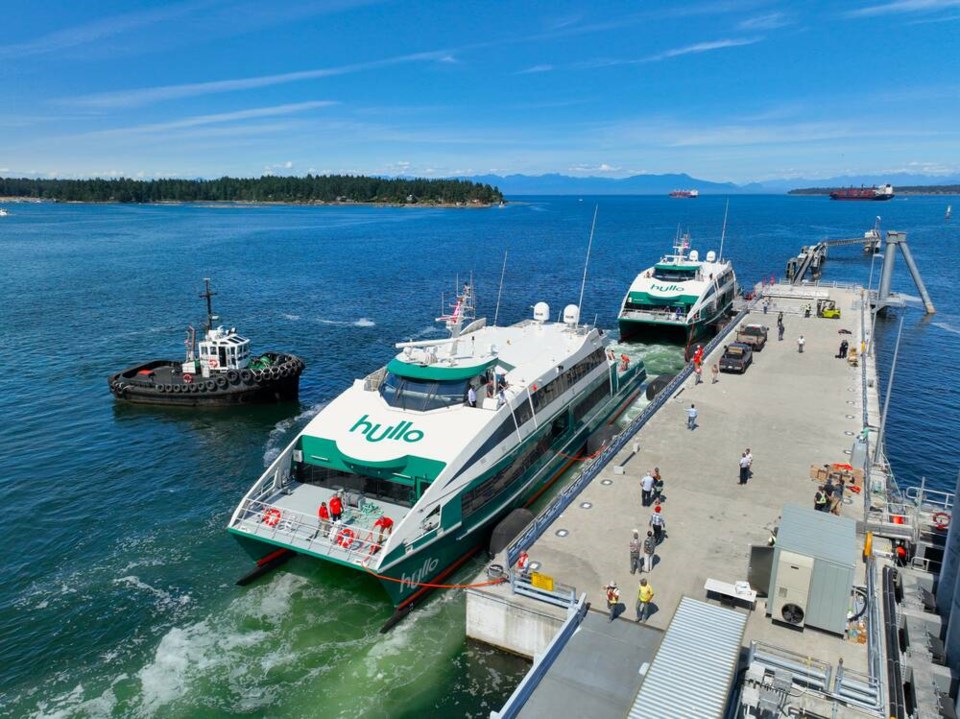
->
{"left": 329, "top": 494, "right": 343, "bottom": 522}
{"left": 373, "top": 514, "right": 394, "bottom": 547}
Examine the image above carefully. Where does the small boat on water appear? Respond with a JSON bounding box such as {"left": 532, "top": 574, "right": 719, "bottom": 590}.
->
{"left": 669, "top": 189, "right": 699, "bottom": 199}
{"left": 947, "top": 204, "right": 952, "bottom": 221}
{"left": 617, "top": 230, "right": 737, "bottom": 347}
{"left": 863, "top": 216, "right": 882, "bottom": 254}
{"left": 829, "top": 184, "right": 894, "bottom": 201}
{"left": 0, "top": 208, "right": 9, "bottom": 216}
{"left": 108, "top": 279, "right": 304, "bottom": 406}
{"left": 227, "top": 281, "right": 647, "bottom": 608}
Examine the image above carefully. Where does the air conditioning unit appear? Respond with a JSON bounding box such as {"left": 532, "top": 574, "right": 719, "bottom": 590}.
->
{"left": 771, "top": 550, "right": 814, "bottom": 628}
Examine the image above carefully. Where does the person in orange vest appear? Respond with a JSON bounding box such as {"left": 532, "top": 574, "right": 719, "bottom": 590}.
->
{"left": 329, "top": 493, "right": 343, "bottom": 522}
{"left": 517, "top": 551, "right": 530, "bottom": 576}
{"left": 895, "top": 542, "right": 908, "bottom": 567}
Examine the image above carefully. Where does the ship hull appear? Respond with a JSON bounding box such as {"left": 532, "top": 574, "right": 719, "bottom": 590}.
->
{"left": 108, "top": 354, "right": 303, "bottom": 406}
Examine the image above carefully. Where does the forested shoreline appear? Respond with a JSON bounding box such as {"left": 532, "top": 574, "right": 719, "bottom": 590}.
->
{"left": 0, "top": 175, "right": 503, "bottom": 205}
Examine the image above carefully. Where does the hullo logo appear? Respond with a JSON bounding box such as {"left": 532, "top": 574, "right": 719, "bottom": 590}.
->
{"left": 650, "top": 283, "right": 683, "bottom": 293}
{"left": 350, "top": 414, "right": 425, "bottom": 443}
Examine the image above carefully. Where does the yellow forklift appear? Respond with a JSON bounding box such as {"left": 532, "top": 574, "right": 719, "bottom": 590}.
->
{"left": 816, "top": 299, "right": 841, "bottom": 319}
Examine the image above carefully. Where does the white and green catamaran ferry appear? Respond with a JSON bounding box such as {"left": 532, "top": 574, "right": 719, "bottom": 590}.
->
{"left": 617, "top": 231, "right": 737, "bottom": 347}
{"left": 228, "top": 283, "right": 646, "bottom": 608}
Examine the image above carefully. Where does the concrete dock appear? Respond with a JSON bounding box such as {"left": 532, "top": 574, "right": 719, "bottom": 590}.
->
{"left": 468, "top": 284, "right": 906, "bottom": 718}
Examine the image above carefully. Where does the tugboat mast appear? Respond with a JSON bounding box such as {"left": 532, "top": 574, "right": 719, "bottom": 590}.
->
{"left": 199, "top": 278, "right": 218, "bottom": 332}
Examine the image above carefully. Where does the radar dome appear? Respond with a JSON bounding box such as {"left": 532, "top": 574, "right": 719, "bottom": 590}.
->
{"left": 689, "top": 250, "right": 699, "bottom": 262}
{"left": 706, "top": 250, "right": 717, "bottom": 262}
{"left": 533, "top": 302, "right": 550, "bottom": 323}
{"left": 563, "top": 304, "right": 580, "bottom": 325}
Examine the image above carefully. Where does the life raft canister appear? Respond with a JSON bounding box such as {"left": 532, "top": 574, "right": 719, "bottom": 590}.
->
{"left": 262, "top": 508, "right": 281, "bottom": 527}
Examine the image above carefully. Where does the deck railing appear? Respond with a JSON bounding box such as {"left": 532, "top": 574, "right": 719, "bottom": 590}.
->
{"left": 233, "top": 498, "right": 386, "bottom": 560}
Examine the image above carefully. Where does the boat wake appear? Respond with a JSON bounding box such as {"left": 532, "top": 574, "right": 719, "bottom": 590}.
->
{"left": 263, "top": 402, "right": 327, "bottom": 465}
{"left": 313, "top": 317, "right": 377, "bottom": 327}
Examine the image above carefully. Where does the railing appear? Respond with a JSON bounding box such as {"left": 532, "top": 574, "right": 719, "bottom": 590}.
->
{"left": 490, "top": 593, "right": 589, "bottom": 719}
{"left": 233, "top": 499, "right": 385, "bottom": 561}
{"left": 510, "top": 571, "right": 577, "bottom": 609}
{"left": 363, "top": 367, "right": 387, "bottom": 392}
{"left": 505, "top": 302, "right": 754, "bottom": 570}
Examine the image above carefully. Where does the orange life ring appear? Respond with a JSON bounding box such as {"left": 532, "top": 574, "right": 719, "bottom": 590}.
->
{"left": 183, "top": 373, "right": 193, "bottom": 383}
{"left": 262, "top": 508, "right": 281, "bottom": 527}
{"left": 336, "top": 527, "right": 356, "bottom": 548}
{"left": 209, "top": 358, "right": 219, "bottom": 369}
{"left": 933, "top": 512, "right": 950, "bottom": 530}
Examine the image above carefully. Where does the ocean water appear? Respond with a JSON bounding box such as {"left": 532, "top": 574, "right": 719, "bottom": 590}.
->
{"left": 0, "top": 195, "right": 957, "bottom": 718}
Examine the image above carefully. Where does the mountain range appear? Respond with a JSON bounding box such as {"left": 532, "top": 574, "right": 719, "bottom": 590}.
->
{"left": 463, "top": 172, "right": 960, "bottom": 196}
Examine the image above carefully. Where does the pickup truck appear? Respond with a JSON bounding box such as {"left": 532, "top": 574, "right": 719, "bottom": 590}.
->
{"left": 736, "top": 323, "right": 768, "bottom": 350}
{"left": 719, "top": 342, "right": 753, "bottom": 373}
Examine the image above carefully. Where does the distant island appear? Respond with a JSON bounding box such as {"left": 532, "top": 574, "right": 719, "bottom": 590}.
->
{"left": 789, "top": 184, "right": 960, "bottom": 196}
{"left": 0, "top": 174, "right": 503, "bottom": 206}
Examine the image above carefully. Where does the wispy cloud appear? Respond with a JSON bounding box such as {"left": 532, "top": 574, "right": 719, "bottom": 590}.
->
{"left": 60, "top": 50, "right": 452, "bottom": 109}
{"left": 517, "top": 64, "right": 555, "bottom": 74}
{"left": 82, "top": 101, "right": 335, "bottom": 138}
{"left": 642, "top": 37, "right": 762, "bottom": 62}
{"left": 738, "top": 12, "right": 792, "bottom": 30}
{"left": 846, "top": 0, "right": 960, "bottom": 17}
{"left": 568, "top": 163, "right": 621, "bottom": 173}
{"left": 0, "top": 1, "right": 203, "bottom": 59}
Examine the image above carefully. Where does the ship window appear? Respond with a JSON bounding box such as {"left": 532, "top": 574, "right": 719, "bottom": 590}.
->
{"left": 379, "top": 372, "right": 471, "bottom": 411}
{"left": 653, "top": 268, "right": 696, "bottom": 281}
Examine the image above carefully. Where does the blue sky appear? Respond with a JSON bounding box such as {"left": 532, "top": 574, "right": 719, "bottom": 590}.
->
{"left": 2, "top": 0, "right": 959, "bottom": 183}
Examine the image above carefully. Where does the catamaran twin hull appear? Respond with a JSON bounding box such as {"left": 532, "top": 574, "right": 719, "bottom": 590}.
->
{"left": 228, "top": 310, "right": 647, "bottom": 607}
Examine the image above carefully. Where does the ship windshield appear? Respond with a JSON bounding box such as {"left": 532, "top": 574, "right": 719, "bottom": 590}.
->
{"left": 380, "top": 372, "right": 471, "bottom": 411}
{"left": 653, "top": 267, "right": 697, "bottom": 281}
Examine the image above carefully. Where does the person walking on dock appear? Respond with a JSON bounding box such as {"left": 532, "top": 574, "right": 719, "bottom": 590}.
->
{"left": 686, "top": 403, "right": 698, "bottom": 430}
{"left": 797, "top": 335, "right": 805, "bottom": 353}
{"left": 636, "top": 578, "right": 655, "bottom": 622}
{"left": 629, "top": 530, "right": 642, "bottom": 574}
{"left": 739, "top": 451, "right": 751, "bottom": 485}
{"left": 605, "top": 581, "right": 623, "bottom": 621}
{"left": 778, "top": 323, "right": 785, "bottom": 341}
{"left": 640, "top": 471, "right": 655, "bottom": 507}
{"left": 650, "top": 504, "right": 666, "bottom": 544}
{"left": 711, "top": 363, "right": 719, "bottom": 384}
{"left": 642, "top": 530, "right": 656, "bottom": 572}
{"left": 652, "top": 467, "right": 664, "bottom": 503}
{"left": 694, "top": 363, "right": 703, "bottom": 384}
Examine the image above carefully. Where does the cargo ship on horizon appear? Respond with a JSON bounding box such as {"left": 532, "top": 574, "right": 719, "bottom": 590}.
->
{"left": 829, "top": 183, "right": 895, "bottom": 201}
{"left": 669, "top": 189, "right": 699, "bottom": 199}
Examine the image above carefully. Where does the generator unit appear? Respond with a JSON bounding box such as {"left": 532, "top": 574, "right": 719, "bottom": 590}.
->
{"left": 767, "top": 505, "right": 857, "bottom": 634}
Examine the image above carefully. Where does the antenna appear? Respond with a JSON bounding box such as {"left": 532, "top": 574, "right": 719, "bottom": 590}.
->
{"left": 493, "top": 251, "right": 508, "bottom": 327}
{"left": 576, "top": 205, "right": 599, "bottom": 325}
{"left": 199, "top": 278, "right": 218, "bottom": 332}
{"left": 718, "top": 199, "right": 730, "bottom": 261}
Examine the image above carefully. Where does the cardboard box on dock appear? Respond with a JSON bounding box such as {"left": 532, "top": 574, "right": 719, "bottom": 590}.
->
{"left": 809, "top": 464, "right": 864, "bottom": 488}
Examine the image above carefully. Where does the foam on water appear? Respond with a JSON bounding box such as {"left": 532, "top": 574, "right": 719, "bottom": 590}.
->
{"left": 262, "top": 401, "right": 326, "bottom": 465}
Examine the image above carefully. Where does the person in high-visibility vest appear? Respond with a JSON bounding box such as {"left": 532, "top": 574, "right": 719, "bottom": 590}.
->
{"left": 636, "top": 578, "right": 655, "bottom": 622}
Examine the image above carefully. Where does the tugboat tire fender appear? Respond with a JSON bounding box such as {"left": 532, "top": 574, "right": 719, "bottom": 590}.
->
{"left": 216, "top": 376, "right": 229, "bottom": 390}
{"left": 226, "top": 370, "right": 240, "bottom": 384}
{"left": 164, "top": 384, "right": 174, "bottom": 392}
{"left": 189, "top": 383, "right": 200, "bottom": 393}
{"left": 206, "top": 379, "right": 217, "bottom": 391}
{"left": 156, "top": 384, "right": 165, "bottom": 393}
{"left": 240, "top": 369, "right": 253, "bottom": 383}
{"left": 280, "top": 366, "right": 291, "bottom": 379}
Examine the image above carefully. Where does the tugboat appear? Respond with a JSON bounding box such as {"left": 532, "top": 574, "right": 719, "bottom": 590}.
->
{"left": 108, "top": 279, "right": 304, "bottom": 406}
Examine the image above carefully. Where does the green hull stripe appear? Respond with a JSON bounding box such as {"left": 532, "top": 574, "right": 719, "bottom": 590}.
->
{"left": 386, "top": 357, "right": 496, "bottom": 381}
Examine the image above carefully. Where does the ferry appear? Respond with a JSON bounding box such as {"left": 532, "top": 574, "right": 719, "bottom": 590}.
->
{"left": 829, "top": 184, "right": 895, "bottom": 201}
{"left": 108, "top": 279, "right": 304, "bottom": 406}
{"left": 669, "top": 189, "right": 699, "bottom": 199}
{"left": 617, "top": 231, "right": 737, "bottom": 347}
{"left": 228, "top": 283, "right": 647, "bottom": 608}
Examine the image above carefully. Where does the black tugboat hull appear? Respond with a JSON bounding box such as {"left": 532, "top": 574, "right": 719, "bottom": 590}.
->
{"left": 108, "top": 354, "right": 304, "bottom": 406}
